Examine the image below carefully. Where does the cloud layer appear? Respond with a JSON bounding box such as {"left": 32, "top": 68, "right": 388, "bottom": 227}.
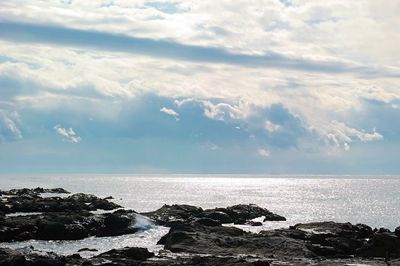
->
{"left": 0, "top": 0, "right": 399, "bottom": 173}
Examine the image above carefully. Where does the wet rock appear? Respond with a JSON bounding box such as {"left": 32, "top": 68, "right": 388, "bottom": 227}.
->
{"left": 0, "top": 210, "right": 137, "bottom": 242}
{"left": 204, "top": 204, "right": 286, "bottom": 224}
{"left": 78, "top": 248, "right": 98, "bottom": 253}
{"left": 0, "top": 202, "right": 9, "bottom": 214}
{"left": 159, "top": 222, "right": 312, "bottom": 258}
{"left": 98, "top": 210, "right": 138, "bottom": 237}
{"left": 96, "top": 247, "right": 154, "bottom": 261}
{"left": 142, "top": 204, "right": 286, "bottom": 226}
{"left": 195, "top": 218, "right": 221, "bottom": 227}
{"left": 202, "top": 211, "right": 233, "bottom": 223}
{"left": 66, "top": 193, "right": 120, "bottom": 211}
{"left": 233, "top": 218, "right": 247, "bottom": 225}
{"left": 294, "top": 221, "right": 373, "bottom": 239}
{"left": 33, "top": 187, "right": 70, "bottom": 194}
{"left": 223, "top": 204, "right": 286, "bottom": 222}
{"left": 3, "top": 188, "right": 69, "bottom": 196}
{"left": 142, "top": 204, "right": 203, "bottom": 225}
{"left": 395, "top": 226, "right": 400, "bottom": 237}
{"left": 0, "top": 248, "right": 26, "bottom": 266}
{"left": 37, "top": 221, "right": 89, "bottom": 240}
{"left": 0, "top": 248, "right": 67, "bottom": 266}
{"left": 246, "top": 221, "right": 263, "bottom": 226}
{"left": 2, "top": 193, "right": 120, "bottom": 213}
{"left": 357, "top": 232, "right": 400, "bottom": 258}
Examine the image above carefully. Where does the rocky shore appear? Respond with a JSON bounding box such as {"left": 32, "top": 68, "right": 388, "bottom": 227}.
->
{"left": 1, "top": 188, "right": 399, "bottom": 265}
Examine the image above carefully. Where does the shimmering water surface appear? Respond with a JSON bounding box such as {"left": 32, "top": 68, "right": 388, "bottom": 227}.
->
{"left": 1, "top": 175, "right": 399, "bottom": 256}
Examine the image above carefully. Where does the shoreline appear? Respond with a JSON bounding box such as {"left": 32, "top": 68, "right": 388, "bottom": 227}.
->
{"left": 1, "top": 187, "right": 399, "bottom": 265}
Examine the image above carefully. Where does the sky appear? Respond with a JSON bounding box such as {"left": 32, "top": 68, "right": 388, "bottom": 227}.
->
{"left": 0, "top": 0, "right": 399, "bottom": 174}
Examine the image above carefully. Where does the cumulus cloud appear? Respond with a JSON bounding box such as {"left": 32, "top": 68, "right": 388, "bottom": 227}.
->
{"left": 160, "top": 107, "right": 179, "bottom": 118}
{"left": 265, "top": 120, "right": 281, "bottom": 133}
{"left": 258, "top": 148, "right": 270, "bottom": 157}
{"left": 54, "top": 125, "right": 81, "bottom": 143}
{"left": 344, "top": 142, "right": 350, "bottom": 151}
{"left": 0, "top": 110, "right": 22, "bottom": 142}
{"left": 320, "top": 120, "right": 383, "bottom": 152}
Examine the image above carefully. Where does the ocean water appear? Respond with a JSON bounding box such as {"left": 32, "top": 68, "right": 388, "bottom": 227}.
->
{"left": 1, "top": 175, "right": 399, "bottom": 256}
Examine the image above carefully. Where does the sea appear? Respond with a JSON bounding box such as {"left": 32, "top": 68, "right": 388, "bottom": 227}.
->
{"left": 0, "top": 175, "right": 399, "bottom": 257}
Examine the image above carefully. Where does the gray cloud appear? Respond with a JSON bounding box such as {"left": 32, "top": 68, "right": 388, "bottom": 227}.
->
{"left": 0, "top": 21, "right": 398, "bottom": 78}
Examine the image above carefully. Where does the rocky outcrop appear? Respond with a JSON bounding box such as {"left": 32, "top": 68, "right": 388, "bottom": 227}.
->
{"left": 142, "top": 203, "right": 285, "bottom": 226}
{"left": 159, "top": 220, "right": 400, "bottom": 261}
{"left": 142, "top": 204, "right": 203, "bottom": 225}
{"left": 1, "top": 188, "right": 400, "bottom": 265}
{"left": 0, "top": 189, "right": 136, "bottom": 242}
{"left": 158, "top": 221, "right": 312, "bottom": 257}
{"left": 0, "top": 210, "right": 138, "bottom": 241}
{"left": 95, "top": 247, "right": 154, "bottom": 262}
{"left": 1, "top": 187, "right": 70, "bottom": 196}
{"left": 1, "top": 192, "right": 120, "bottom": 214}
{"left": 356, "top": 232, "right": 400, "bottom": 258}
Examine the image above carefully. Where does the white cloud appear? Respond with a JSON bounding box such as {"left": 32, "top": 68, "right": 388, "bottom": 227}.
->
{"left": 258, "top": 148, "right": 270, "bottom": 157}
{"left": 0, "top": 0, "right": 397, "bottom": 157}
{"left": 54, "top": 124, "right": 81, "bottom": 143}
{"left": 265, "top": 120, "right": 281, "bottom": 133}
{"left": 344, "top": 142, "right": 350, "bottom": 151}
{"left": 160, "top": 107, "right": 179, "bottom": 118}
{"left": 0, "top": 110, "right": 22, "bottom": 142}
{"left": 320, "top": 120, "right": 383, "bottom": 152}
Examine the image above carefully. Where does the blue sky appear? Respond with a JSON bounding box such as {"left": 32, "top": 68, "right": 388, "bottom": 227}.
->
{"left": 0, "top": 0, "right": 399, "bottom": 174}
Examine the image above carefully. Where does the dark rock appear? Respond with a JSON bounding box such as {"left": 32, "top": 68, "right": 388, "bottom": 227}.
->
{"left": 206, "top": 204, "right": 286, "bottom": 224}
{"left": 141, "top": 204, "right": 203, "bottom": 225}
{"left": 306, "top": 243, "right": 339, "bottom": 257}
{"left": 0, "top": 210, "right": 137, "bottom": 242}
{"left": 2, "top": 192, "right": 120, "bottom": 213}
{"left": 66, "top": 193, "right": 120, "bottom": 211}
{"left": 202, "top": 211, "right": 233, "bottom": 223}
{"left": 96, "top": 247, "right": 154, "bottom": 261}
{"left": 233, "top": 218, "right": 247, "bottom": 225}
{"left": 325, "top": 237, "right": 364, "bottom": 255}
{"left": 160, "top": 222, "right": 312, "bottom": 257}
{"left": 0, "top": 248, "right": 67, "bottom": 266}
{"left": 195, "top": 218, "right": 221, "bottom": 227}
{"left": 142, "top": 204, "right": 286, "bottom": 226}
{"left": 246, "top": 221, "right": 263, "bottom": 226}
{"left": 0, "top": 248, "right": 26, "bottom": 266}
{"left": 294, "top": 222, "right": 373, "bottom": 239}
{"left": 395, "top": 226, "right": 400, "bottom": 237}
{"left": 357, "top": 232, "right": 400, "bottom": 258}
{"left": 99, "top": 211, "right": 138, "bottom": 237}
{"left": 78, "top": 248, "right": 98, "bottom": 252}
{"left": 33, "top": 187, "right": 70, "bottom": 194}
{"left": 224, "top": 204, "right": 286, "bottom": 221}
{"left": 377, "top": 227, "right": 391, "bottom": 233}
